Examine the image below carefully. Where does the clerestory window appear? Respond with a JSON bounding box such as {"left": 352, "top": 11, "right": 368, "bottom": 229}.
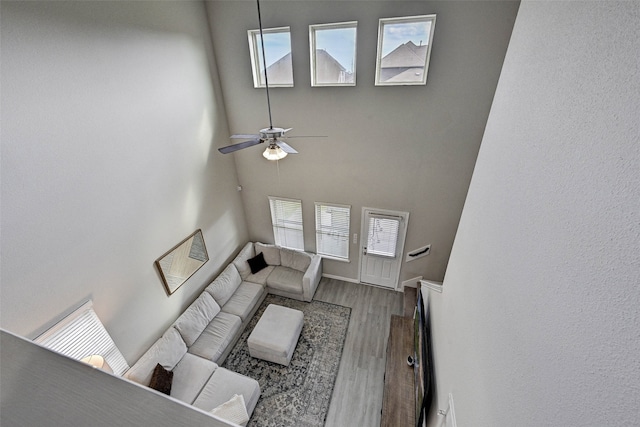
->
{"left": 248, "top": 27, "right": 294, "bottom": 88}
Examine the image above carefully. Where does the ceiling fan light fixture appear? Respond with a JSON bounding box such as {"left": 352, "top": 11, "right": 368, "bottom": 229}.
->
{"left": 263, "top": 145, "right": 287, "bottom": 161}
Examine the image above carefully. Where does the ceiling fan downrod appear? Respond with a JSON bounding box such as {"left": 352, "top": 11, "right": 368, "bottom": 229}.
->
{"left": 256, "top": 0, "right": 274, "bottom": 131}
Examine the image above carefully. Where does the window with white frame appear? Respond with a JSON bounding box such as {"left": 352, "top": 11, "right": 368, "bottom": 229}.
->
{"left": 248, "top": 27, "right": 294, "bottom": 88}
{"left": 375, "top": 15, "right": 436, "bottom": 86}
{"left": 34, "top": 300, "right": 129, "bottom": 376}
{"left": 309, "top": 21, "right": 357, "bottom": 87}
{"left": 315, "top": 202, "right": 350, "bottom": 260}
{"left": 269, "top": 197, "right": 304, "bottom": 250}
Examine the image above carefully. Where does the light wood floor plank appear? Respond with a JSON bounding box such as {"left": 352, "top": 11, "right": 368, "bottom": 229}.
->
{"left": 313, "top": 278, "right": 403, "bottom": 427}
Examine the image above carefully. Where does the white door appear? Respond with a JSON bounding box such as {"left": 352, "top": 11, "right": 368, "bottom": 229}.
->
{"left": 359, "top": 208, "right": 409, "bottom": 289}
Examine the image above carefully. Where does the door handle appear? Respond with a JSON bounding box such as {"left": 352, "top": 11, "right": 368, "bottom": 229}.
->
{"left": 363, "top": 247, "right": 367, "bottom": 255}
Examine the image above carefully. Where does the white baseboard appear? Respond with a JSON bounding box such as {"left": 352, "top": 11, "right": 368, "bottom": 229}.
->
{"left": 321, "top": 273, "right": 360, "bottom": 284}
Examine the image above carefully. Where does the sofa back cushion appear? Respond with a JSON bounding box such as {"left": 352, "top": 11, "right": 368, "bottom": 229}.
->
{"left": 280, "top": 248, "right": 312, "bottom": 272}
{"left": 255, "top": 242, "right": 281, "bottom": 266}
{"left": 232, "top": 242, "right": 255, "bottom": 280}
{"left": 205, "top": 263, "right": 242, "bottom": 307}
{"left": 173, "top": 292, "right": 221, "bottom": 346}
{"left": 126, "top": 327, "right": 187, "bottom": 386}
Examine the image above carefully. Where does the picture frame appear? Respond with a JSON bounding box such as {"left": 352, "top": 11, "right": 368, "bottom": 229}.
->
{"left": 155, "top": 229, "right": 208, "bottom": 295}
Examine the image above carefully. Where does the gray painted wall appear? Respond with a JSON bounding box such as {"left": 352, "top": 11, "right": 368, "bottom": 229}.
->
{"left": 206, "top": 1, "right": 519, "bottom": 285}
{"left": 430, "top": 1, "right": 640, "bottom": 425}
{"left": 0, "top": 1, "right": 248, "bottom": 362}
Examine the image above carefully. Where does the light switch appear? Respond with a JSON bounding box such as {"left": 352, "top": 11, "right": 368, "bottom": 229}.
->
{"left": 353, "top": 233, "right": 358, "bottom": 244}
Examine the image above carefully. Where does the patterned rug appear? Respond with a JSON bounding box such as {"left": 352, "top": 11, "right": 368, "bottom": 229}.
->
{"left": 221, "top": 294, "right": 351, "bottom": 427}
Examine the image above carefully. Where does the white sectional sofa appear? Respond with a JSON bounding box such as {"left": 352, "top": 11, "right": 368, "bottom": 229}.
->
{"left": 125, "top": 242, "right": 323, "bottom": 422}
{"left": 228, "top": 242, "right": 323, "bottom": 303}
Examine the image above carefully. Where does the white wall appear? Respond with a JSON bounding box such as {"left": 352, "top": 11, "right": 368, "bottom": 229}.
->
{"left": 0, "top": 1, "right": 248, "bottom": 362}
{"left": 0, "top": 330, "right": 234, "bottom": 427}
{"left": 206, "top": 1, "right": 519, "bottom": 285}
{"left": 430, "top": 1, "right": 640, "bottom": 425}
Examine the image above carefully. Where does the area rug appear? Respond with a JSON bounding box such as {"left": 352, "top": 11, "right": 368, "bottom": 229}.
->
{"left": 221, "top": 294, "right": 351, "bottom": 427}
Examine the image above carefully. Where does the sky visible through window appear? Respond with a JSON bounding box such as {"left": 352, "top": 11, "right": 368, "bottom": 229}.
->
{"left": 381, "top": 21, "right": 431, "bottom": 56}
{"left": 257, "top": 32, "right": 291, "bottom": 70}
{"left": 256, "top": 22, "right": 429, "bottom": 70}
{"left": 315, "top": 27, "right": 357, "bottom": 72}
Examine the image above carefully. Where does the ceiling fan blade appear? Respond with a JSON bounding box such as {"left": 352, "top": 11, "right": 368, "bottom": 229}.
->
{"left": 282, "top": 128, "right": 293, "bottom": 133}
{"left": 218, "top": 138, "right": 262, "bottom": 154}
{"left": 276, "top": 140, "right": 298, "bottom": 154}
{"left": 230, "top": 134, "right": 260, "bottom": 139}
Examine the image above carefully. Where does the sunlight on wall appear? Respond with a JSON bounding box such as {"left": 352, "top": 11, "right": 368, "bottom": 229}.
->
{"left": 182, "top": 185, "right": 202, "bottom": 229}
{"left": 197, "top": 108, "right": 213, "bottom": 163}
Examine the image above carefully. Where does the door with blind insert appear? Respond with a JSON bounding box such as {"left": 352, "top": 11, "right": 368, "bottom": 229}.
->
{"left": 359, "top": 208, "right": 409, "bottom": 289}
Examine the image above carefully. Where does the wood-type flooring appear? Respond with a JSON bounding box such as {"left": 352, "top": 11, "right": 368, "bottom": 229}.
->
{"left": 313, "top": 278, "right": 407, "bottom": 427}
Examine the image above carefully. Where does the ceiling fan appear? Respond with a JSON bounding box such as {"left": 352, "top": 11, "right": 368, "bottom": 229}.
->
{"left": 218, "top": 0, "right": 321, "bottom": 160}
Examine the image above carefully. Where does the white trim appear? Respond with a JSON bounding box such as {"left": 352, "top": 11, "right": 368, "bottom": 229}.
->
{"left": 448, "top": 393, "right": 458, "bottom": 427}
{"left": 268, "top": 195, "right": 301, "bottom": 204}
{"left": 420, "top": 279, "right": 443, "bottom": 293}
{"left": 248, "top": 26, "right": 294, "bottom": 88}
{"left": 322, "top": 273, "right": 359, "bottom": 284}
{"left": 309, "top": 21, "right": 358, "bottom": 87}
{"left": 268, "top": 196, "right": 304, "bottom": 251}
{"left": 34, "top": 300, "right": 93, "bottom": 341}
{"left": 320, "top": 254, "right": 351, "bottom": 263}
{"left": 401, "top": 276, "right": 422, "bottom": 290}
{"left": 374, "top": 15, "right": 437, "bottom": 87}
{"left": 359, "top": 207, "right": 410, "bottom": 289}
{"left": 34, "top": 300, "right": 129, "bottom": 376}
{"left": 314, "top": 201, "right": 351, "bottom": 261}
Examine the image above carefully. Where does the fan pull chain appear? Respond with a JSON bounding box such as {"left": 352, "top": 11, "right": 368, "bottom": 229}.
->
{"left": 256, "top": 0, "right": 274, "bottom": 130}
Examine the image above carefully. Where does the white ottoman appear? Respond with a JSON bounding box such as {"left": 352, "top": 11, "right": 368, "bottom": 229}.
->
{"left": 247, "top": 304, "right": 304, "bottom": 366}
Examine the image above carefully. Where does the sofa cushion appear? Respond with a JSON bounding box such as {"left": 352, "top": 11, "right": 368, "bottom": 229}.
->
{"left": 245, "top": 265, "right": 275, "bottom": 286}
{"left": 266, "top": 266, "right": 305, "bottom": 295}
{"left": 126, "top": 327, "right": 187, "bottom": 386}
{"left": 232, "top": 242, "right": 255, "bottom": 280}
{"left": 170, "top": 352, "right": 217, "bottom": 404}
{"left": 221, "top": 282, "right": 264, "bottom": 322}
{"left": 205, "top": 263, "right": 242, "bottom": 307}
{"left": 247, "top": 252, "right": 268, "bottom": 274}
{"left": 173, "top": 292, "right": 221, "bottom": 346}
{"left": 192, "top": 367, "right": 261, "bottom": 417}
{"left": 255, "top": 242, "right": 281, "bottom": 266}
{"left": 280, "top": 248, "right": 312, "bottom": 273}
{"left": 188, "top": 312, "right": 242, "bottom": 362}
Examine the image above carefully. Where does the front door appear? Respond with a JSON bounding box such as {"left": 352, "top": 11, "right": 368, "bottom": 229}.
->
{"left": 359, "top": 208, "right": 409, "bottom": 289}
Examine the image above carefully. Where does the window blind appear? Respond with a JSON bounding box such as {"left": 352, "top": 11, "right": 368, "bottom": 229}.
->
{"left": 34, "top": 301, "right": 129, "bottom": 376}
{"left": 367, "top": 215, "right": 400, "bottom": 258}
{"left": 269, "top": 196, "right": 304, "bottom": 250}
{"left": 315, "top": 202, "right": 350, "bottom": 259}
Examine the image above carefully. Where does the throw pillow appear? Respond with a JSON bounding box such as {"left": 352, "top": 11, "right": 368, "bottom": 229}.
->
{"left": 247, "top": 252, "right": 268, "bottom": 274}
{"left": 211, "top": 394, "right": 249, "bottom": 426}
{"left": 148, "top": 363, "right": 173, "bottom": 395}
